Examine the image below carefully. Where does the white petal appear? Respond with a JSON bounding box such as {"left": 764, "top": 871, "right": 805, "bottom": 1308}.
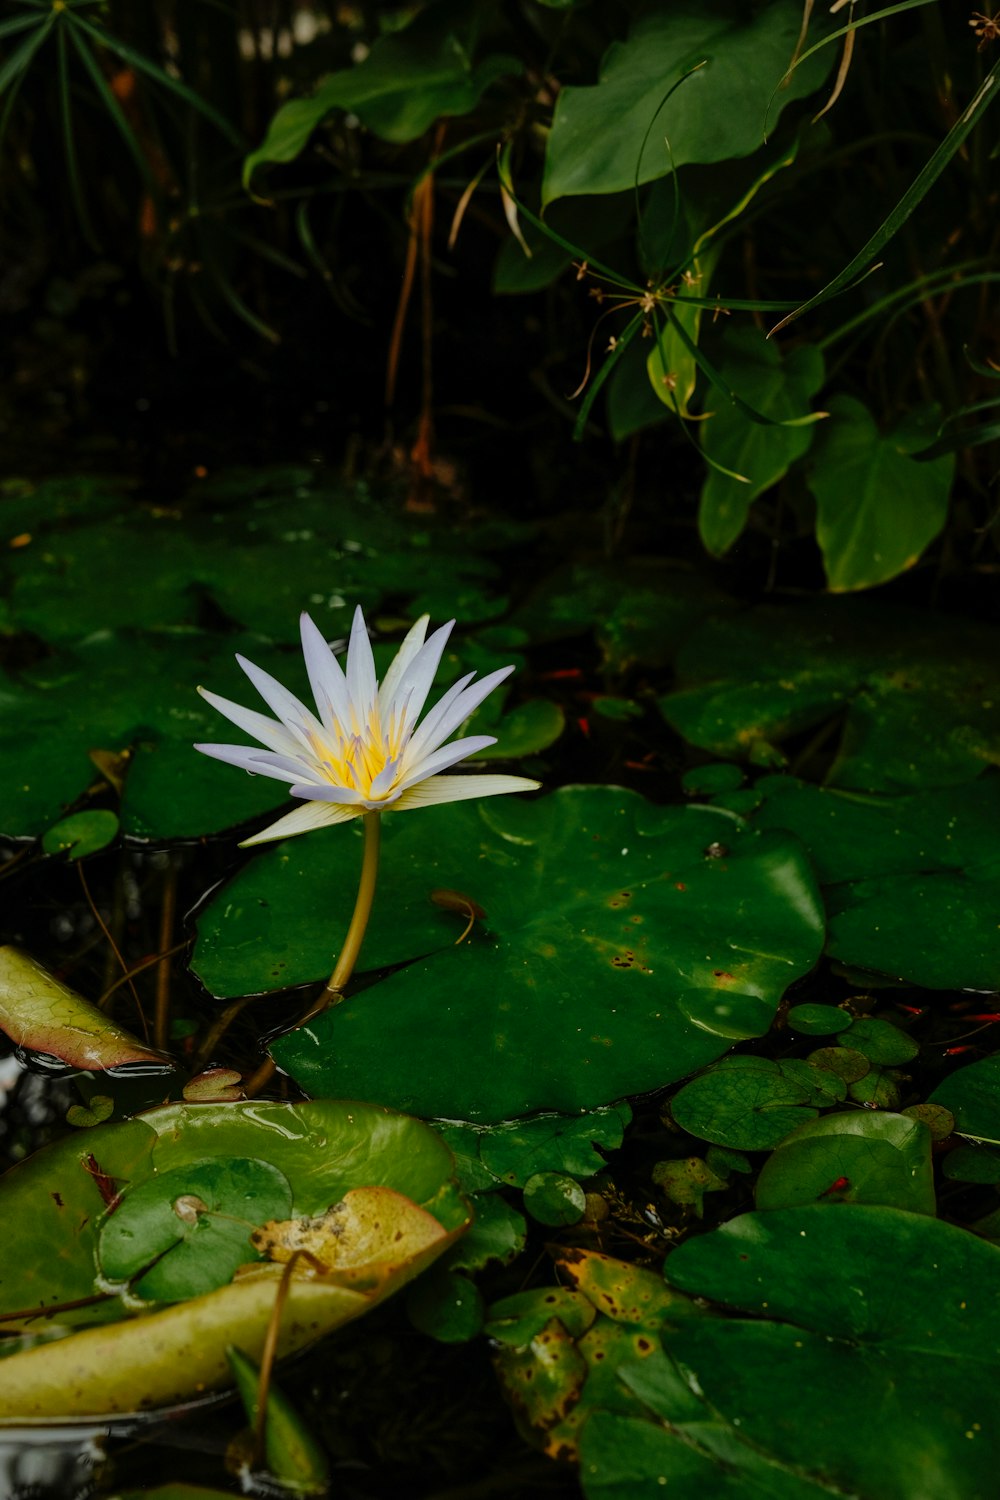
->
{"left": 236, "top": 655, "right": 325, "bottom": 747}
{"left": 396, "top": 734, "right": 497, "bottom": 792}
{"left": 409, "top": 666, "right": 514, "bottom": 759}
{"left": 389, "top": 620, "right": 455, "bottom": 731}
{"left": 289, "top": 781, "right": 367, "bottom": 804}
{"left": 197, "top": 686, "right": 303, "bottom": 757}
{"left": 194, "top": 743, "right": 304, "bottom": 783}
{"left": 377, "top": 615, "right": 430, "bottom": 717}
{"left": 392, "top": 774, "right": 541, "bottom": 811}
{"left": 300, "top": 613, "right": 353, "bottom": 732}
{"left": 239, "top": 799, "right": 361, "bottom": 847}
{"left": 345, "top": 605, "right": 377, "bottom": 723}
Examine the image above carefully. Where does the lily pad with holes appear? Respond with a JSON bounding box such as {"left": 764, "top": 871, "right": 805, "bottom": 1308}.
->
{"left": 0, "top": 1099, "right": 469, "bottom": 1418}
{"left": 750, "top": 774, "right": 1000, "bottom": 989}
{"left": 212, "top": 787, "right": 829, "bottom": 1122}
{"left": 660, "top": 597, "right": 1000, "bottom": 792}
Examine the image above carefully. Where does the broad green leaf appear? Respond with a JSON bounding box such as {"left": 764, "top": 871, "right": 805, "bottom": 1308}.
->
{"left": 806, "top": 396, "right": 954, "bottom": 590}
{"left": 543, "top": 4, "right": 833, "bottom": 205}
{"left": 659, "top": 596, "right": 1000, "bottom": 791}
{"left": 754, "top": 1111, "right": 935, "bottom": 1213}
{"left": 752, "top": 774, "right": 1000, "bottom": 988}
{"left": 245, "top": 10, "right": 519, "bottom": 182}
{"left": 0, "top": 945, "right": 171, "bottom": 1072}
{"left": 663, "top": 1206, "right": 1000, "bottom": 1500}
{"left": 232, "top": 789, "right": 827, "bottom": 1122}
{"left": 698, "top": 332, "right": 825, "bottom": 554}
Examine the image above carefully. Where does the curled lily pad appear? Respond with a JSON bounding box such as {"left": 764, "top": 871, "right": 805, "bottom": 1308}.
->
{"left": 0, "top": 1100, "right": 469, "bottom": 1418}
{"left": 0, "top": 946, "right": 171, "bottom": 1073}
{"left": 219, "top": 788, "right": 828, "bottom": 1121}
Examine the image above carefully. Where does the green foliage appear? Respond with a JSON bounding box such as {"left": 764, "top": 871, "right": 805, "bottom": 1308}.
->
{"left": 662, "top": 1206, "right": 1000, "bottom": 1499}
{"left": 192, "top": 787, "right": 825, "bottom": 1120}
{"left": 541, "top": 5, "right": 833, "bottom": 204}
{"left": 661, "top": 598, "right": 1000, "bottom": 791}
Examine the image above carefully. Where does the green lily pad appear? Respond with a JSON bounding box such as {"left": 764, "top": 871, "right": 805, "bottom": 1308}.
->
{"left": 41, "top": 809, "right": 120, "bottom": 860}
{"left": 662, "top": 1205, "right": 1000, "bottom": 1500}
{"left": 0, "top": 1099, "right": 469, "bottom": 1417}
{"left": 669, "top": 1055, "right": 845, "bottom": 1151}
{"left": 785, "top": 1003, "right": 852, "bottom": 1036}
{"left": 225, "top": 788, "right": 826, "bottom": 1122}
{"left": 98, "top": 1158, "right": 294, "bottom": 1303}
{"left": 659, "top": 598, "right": 1000, "bottom": 792}
{"left": 754, "top": 1111, "right": 935, "bottom": 1214}
{"left": 508, "top": 562, "right": 731, "bottom": 670}
{"left": 523, "top": 1172, "right": 587, "bottom": 1227}
{"left": 488, "top": 1248, "right": 704, "bottom": 1463}
{"left": 477, "top": 1105, "right": 632, "bottom": 1187}
{"left": 930, "top": 1055, "right": 1000, "bottom": 1145}
{"left": 751, "top": 774, "right": 1000, "bottom": 989}
{"left": 0, "top": 630, "right": 296, "bottom": 841}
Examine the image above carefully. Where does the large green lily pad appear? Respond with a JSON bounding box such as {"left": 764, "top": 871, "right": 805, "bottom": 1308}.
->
{"left": 0, "top": 1099, "right": 469, "bottom": 1418}
{"left": 662, "top": 1205, "right": 1000, "bottom": 1499}
{"left": 199, "top": 787, "right": 828, "bottom": 1121}
{"left": 659, "top": 598, "right": 1000, "bottom": 792}
{"left": 750, "top": 773, "right": 1000, "bottom": 988}
{"left": 0, "top": 630, "right": 297, "bottom": 841}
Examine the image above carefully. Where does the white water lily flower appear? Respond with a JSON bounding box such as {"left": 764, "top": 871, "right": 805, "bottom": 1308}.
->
{"left": 195, "top": 607, "right": 540, "bottom": 846}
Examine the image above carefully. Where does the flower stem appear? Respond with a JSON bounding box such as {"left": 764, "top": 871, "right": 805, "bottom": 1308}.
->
{"left": 321, "top": 809, "right": 382, "bottom": 1004}
{"left": 243, "top": 812, "right": 382, "bottom": 1099}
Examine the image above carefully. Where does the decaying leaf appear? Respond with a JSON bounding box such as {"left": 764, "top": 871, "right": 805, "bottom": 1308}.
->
{"left": 251, "top": 1186, "right": 450, "bottom": 1286}
{"left": 0, "top": 945, "right": 172, "bottom": 1072}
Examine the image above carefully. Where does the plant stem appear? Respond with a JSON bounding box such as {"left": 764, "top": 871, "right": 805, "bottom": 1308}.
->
{"left": 244, "top": 811, "right": 382, "bottom": 1100}
{"left": 320, "top": 810, "right": 382, "bottom": 1004}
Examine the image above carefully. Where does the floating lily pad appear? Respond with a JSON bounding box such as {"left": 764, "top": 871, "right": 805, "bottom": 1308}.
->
{"left": 523, "top": 1173, "right": 587, "bottom": 1227}
{"left": 754, "top": 1111, "right": 935, "bottom": 1214}
{"left": 660, "top": 598, "right": 1000, "bottom": 792}
{"left": 508, "top": 562, "right": 731, "bottom": 671}
{"left": 212, "top": 788, "right": 827, "bottom": 1121}
{"left": 751, "top": 774, "right": 1000, "bottom": 988}
{"left": 662, "top": 1206, "right": 1000, "bottom": 1500}
{"left": 488, "top": 1248, "right": 704, "bottom": 1464}
{"left": 670, "top": 1055, "right": 845, "bottom": 1152}
{"left": 98, "top": 1158, "right": 293, "bottom": 1303}
{"left": 0, "top": 1099, "right": 469, "bottom": 1417}
{"left": 930, "top": 1054, "right": 1000, "bottom": 1144}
